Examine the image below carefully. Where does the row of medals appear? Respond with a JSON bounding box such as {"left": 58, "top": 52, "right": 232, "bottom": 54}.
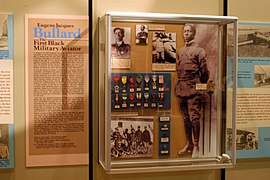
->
{"left": 114, "top": 74, "right": 165, "bottom": 109}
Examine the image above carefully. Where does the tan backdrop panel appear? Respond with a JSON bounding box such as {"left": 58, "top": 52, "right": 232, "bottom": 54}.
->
{"left": 111, "top": 22, "right": 186, "bottom": 159}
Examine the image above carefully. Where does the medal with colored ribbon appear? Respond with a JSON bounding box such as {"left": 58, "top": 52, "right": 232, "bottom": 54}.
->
{"left": 152, "top": 75, "right": 157, "bottom": 90}
{"left": 114, "top": 75, "right": 120, "bottom": 93}
{"left": 158, "top": 92, "right": 164, "bottom": 108}
{"left": 129, "top": 76, "right": 135, "bottom": 93}
{"left": 151, "top": 93, "right": 156, "bottom": 107}
{"left": 144, "top": 93, "right": 149, "bottom": 107}
{"left": 144, "top": 75, "right": 150, "bottom": 91}
{"left": 129, "top": 93, "right": 135, "bottom": 107}
{"left": 122, "top": 93, "right": 127, "bottom": 108}
{"left": 115, "top": 93, "right": 120, "bottom": 109}
{"left": 136, "top": 75, "right": 142, "bottom": 92}
{"left": 158, "top": 75, "right": 164, "bottom": 92}
{"left": 136, "top": 92, "right": 142, "bottom": 106}
{"left": 122, "top": 75, "right": 127, "bottom": 93}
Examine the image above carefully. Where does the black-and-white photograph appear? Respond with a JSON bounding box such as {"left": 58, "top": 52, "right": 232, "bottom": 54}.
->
{"left": 236, "top": 23, "right": 270, "bottom": 57}
{"left": 176, "top": 24, "right": 219, "bottom": 158}
{"left": 136, "top": 24, "right": 148, "bottom": 44}
{"left": 227, "top": 128, "right": 258, "bottom": 151}
{"left": 111, "top": 27, "right": 131, "bottom": 59}
{"left": 152, "top": 32, "right": 176, "bottom": 64}
{"left": 0, "top": 15, "right": 8, "bottom": 50}
{"left": 254, "top": 65, "right": 270, "bottom": 87}
{"left": 110, "top": 116, "right": 154, "bottom": 159}
{"left": 0, "top": 124, "right": 10, "bottom": 159}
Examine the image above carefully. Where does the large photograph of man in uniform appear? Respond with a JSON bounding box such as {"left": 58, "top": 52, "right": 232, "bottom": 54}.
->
{"left": 111, "top": 27, "right": 131, "bottom": 59}
{"left": 176, "top": 24, "right": 218, "bottom": 158}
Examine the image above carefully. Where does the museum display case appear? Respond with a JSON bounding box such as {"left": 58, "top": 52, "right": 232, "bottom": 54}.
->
{"left": 98, "top": 11, "right": 238, "bottom": 174}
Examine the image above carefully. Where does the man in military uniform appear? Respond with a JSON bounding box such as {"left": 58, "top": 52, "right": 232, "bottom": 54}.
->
{"left": 111, "top": 27, "right": 131, "bottom": 59}
{"left": 176, "top": 24, "right": 209, "bottom": 158}
{"left": 136, "top": 25, "right": 148, "bottom": 44}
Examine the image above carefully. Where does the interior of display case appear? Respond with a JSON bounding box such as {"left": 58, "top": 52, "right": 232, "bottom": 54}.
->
{"left": 98, "top": 12, "right": 238, "bottom": 174}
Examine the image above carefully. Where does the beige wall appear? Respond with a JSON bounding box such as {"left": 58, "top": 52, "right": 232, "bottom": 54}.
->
{"left": 227, "top": 2, "right": 270, "bottom": 180}
{"left": 0, "top": 0, "right": 89, "bottom": 180}
{"left": 93, "top": 0, "right": 270, "bottom": 180}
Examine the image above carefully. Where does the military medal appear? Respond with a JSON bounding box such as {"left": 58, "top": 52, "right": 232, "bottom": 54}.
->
{"left": 129, "top": 76, "right": 135, "bottom": 93}
{"left": 119, "top": 47, "right": 125, "bottom": 56}
{"left": 115, "top": 85, "right": 119, "bottom": 93}
{"left": 144, "top": 75, "right": 150, "bottom": 91}
{"left": 151, "top": 93, "right": 156, "bottom": 107}
{"left": 136, "top": 92, "right": 142, "bottom": 106}
{"left": 152, "top": 75, "right": 157, "bottom": 90}
{"left": 122, "top": 93, "right": 127, "bottom": 108}
{"left": 114, "top": 75, "right": 120, "bottom": 93}
{"left": 115, "top": 93, "right": 120, "bottom": 109}
{"left": 161, "top": 134, "right": 169, "bottom": 143}
{"left": 136, "top": 75, "right": 142, "bottom": 92}
{"left": 158, "top": 92, "right": 164, "bottom": 108}
{"left": 144, "top": 93, "right": 149, "bottom": 107}
{"left": 158, "top": 75, "right": 164, "bottom": 92}
{"left": 161, "top": 144, "right": 169, "bottom": 154}
{"left": 121, "top": 75, "right": 127, "bottom": 93}
{"left": 129, "top": 93, "right": 135, "bottom": 107}
{"left": 161, "top": 123, "right": 169, "bottom": 131}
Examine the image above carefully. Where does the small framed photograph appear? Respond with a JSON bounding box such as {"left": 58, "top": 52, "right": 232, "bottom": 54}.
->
{"left": 111, "top": 27, "right": 131, "bottom": 68}
{"left": 136, "top": 24, "right": 148, "bottom": 45}
{"left": 152, "top": 32, "right": 176, "bottom": 71}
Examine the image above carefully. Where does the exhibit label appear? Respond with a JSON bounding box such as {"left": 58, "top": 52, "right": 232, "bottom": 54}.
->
{"left": 25, "top": 14, "right": 89, "bottom": 167}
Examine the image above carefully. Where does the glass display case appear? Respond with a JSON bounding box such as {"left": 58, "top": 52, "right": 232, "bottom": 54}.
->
{"left": 98, "top": 11, "right": 238, "bottom": 174}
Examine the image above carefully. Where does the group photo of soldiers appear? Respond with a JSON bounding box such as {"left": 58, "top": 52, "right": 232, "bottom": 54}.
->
{"left": 110, "top": 118, "right": 154, "bottom": 159}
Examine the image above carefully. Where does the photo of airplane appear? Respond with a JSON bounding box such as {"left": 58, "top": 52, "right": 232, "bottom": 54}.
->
{"left": 228, "top": 23, "right": 270, "bottom": 57}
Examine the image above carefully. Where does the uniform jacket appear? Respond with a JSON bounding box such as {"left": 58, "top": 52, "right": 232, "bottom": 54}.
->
{"left": 111, "top": 42, "right": 130, "bottom": 59}
{"left": 176, "top": 41, "right": 209, "bottom": 97}
{"left": 136, "top": 31, "right": 148, "bottom": 44}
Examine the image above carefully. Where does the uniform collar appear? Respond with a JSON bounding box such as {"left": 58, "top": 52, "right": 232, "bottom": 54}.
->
{"left": 185, "top": 40, "right": 195, "bottom": 47}
{"left": 116, "top": 41, "right": 124, "bottom": 46}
